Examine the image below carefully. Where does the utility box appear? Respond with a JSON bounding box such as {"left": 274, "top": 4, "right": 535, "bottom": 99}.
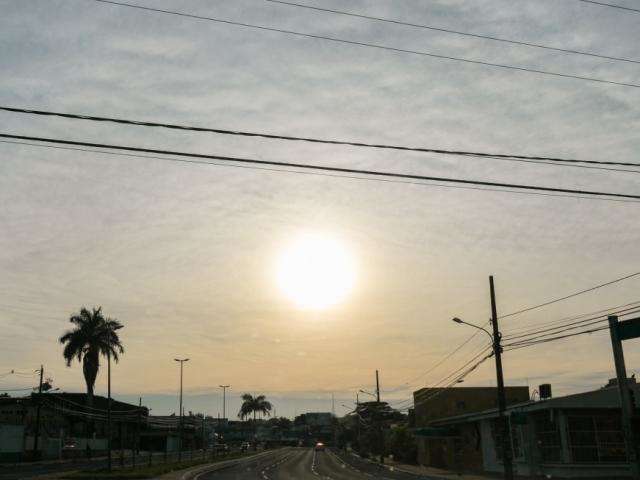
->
{"left": 539, "top": 384, "right": 552, "bottom": 400}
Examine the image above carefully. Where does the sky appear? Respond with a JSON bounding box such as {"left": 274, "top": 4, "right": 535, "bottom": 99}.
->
{"left": 1, "top": 0, "right": 640, "bottom": 419}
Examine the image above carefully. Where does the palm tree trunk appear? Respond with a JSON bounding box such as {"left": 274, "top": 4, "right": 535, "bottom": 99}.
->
{"left": 83, "top": 352, "right": 99, "bottom": 408}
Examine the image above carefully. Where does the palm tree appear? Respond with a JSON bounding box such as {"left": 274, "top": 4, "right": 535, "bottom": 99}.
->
{"left": 238, "top": 393, "right": 272, "bottom": 421}
{"left": 59, "top": 307, "right": 124, "bottom": 406}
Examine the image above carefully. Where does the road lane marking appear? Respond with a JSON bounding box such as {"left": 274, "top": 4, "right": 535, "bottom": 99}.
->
{"left": 191, "top": 450, "right": 287, "bottom": 480}
{"left": 260, "top": 450, "right": 293, "bottom": 480}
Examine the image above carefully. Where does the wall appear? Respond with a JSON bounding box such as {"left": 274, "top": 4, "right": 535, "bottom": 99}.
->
{"left": 413, "top": 387, "right": 529, "bottom": 427}
{"left": 413, "top": 386, "right": 529, "bottom": 468}
{"left": 0, "top": 425, "right": 24, "bottom": 462}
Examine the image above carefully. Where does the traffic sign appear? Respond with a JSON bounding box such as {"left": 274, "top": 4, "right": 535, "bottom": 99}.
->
{"left": 617, "top": 317, "right": 640, "bottom": 341}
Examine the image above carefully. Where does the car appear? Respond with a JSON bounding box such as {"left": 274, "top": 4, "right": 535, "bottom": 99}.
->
{"left": 240, "top": 442, "right": 251, "bottom": 452}
{"left": 314, "top": 442, "right": 325, "bottom": 451}
{"left": 214, "top": 443, "right": 229, "bottom": 453}
{"left": 62, "top": 439, "right": 77, "bottom": 450}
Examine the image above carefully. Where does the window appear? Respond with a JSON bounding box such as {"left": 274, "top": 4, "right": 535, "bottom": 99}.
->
{"left": 567, "top": 414, "right": 626, "bottom": 463}
{"left": 533, "top": 412, "right": 562, "bottom": 463}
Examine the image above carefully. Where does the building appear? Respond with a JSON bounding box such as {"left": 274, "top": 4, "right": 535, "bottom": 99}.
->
{"left": 294, "top": 412, "right": 335, "bottom": 445}
{"left": 417, "top": 379, "right": 640, "bottom": 478}
{"left": 0, "top": 393, "right": 146, "bottom": 461}
{"left": 141, "top": 415, "right": 200, "bottom": 452}
{"left": 413, "top": 385, "right": 529, "bottom": 469}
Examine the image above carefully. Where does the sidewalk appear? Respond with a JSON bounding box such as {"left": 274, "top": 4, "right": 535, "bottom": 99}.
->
{"left": 383, "top": 458, "right": 502, "bottom": 480}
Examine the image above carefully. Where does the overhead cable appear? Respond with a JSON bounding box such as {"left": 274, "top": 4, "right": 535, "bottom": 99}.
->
{"left": 3, "top": 106, "right": 639, "bottom": 168}
{"left": 87, "top": 0, "right": 640, "bottom": 88}
{"left": 3, "top": 133, "right": 640, "bottom": 201}
{"left": 499, "top": 271, "right": 640, "bottom": 319}
{"left": 266, "top": 0, "right": 640, "bottom": 65}
{"left": 577, "top": 0, "right": 640, "bottom": 13}
{"left": 6, "top": 139, "right": 640, "bottom": 204}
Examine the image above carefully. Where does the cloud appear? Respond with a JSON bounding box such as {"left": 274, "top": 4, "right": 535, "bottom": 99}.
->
{"left": 1, "top": 0, "right": 639, "bottom": 418}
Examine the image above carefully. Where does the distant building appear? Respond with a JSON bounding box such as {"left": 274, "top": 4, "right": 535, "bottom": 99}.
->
{"left": 414, "top": 380, "right": 640, "bottom": 478}
{"left": 302, "top": 412, "right": 333, "bottom": 427}
{"left": 294, "top": 412, "right": 335, "bottom": 445}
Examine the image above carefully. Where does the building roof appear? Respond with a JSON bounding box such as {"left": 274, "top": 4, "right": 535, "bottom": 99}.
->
{"left": 0, "top": 392, "right": 146, "bottom": 414}
{"left": 430, "top": 384, "right": 640, "bottom": 426}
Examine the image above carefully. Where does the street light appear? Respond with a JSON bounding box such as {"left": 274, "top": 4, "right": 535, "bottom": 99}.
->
{"left": 358, "top": 389, "right": 376, "bottom": 399}
{"left": 452, "top": 317, "right": 493, "bottom": 341}
{"left": 174, "top": 358, "right": 189, "bottom": 461}
{"left": 219, "top": 385, "right": 230, "bottom": 421}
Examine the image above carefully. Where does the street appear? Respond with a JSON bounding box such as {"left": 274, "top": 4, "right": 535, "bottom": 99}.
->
{"left": 197, "top": 448, "right": 429, "bottom": 480}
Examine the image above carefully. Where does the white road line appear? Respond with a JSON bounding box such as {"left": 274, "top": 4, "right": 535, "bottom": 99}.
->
{"left": 192, "top": 450, "right": 286, "bottom": 480}
{"left": 260, "top": 451, "right": 293, "bottom": 480}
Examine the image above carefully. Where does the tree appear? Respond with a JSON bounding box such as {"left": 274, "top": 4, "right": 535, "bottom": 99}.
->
{"left": 388, "top": 425, "right": 417, "bottom": 464}
{"left": 59, "top": 307, "right": 124, "bottom": 406}
{"left": 267, "top": 416, "right": 292, "bottom": 430}
{"left": 238, "top": 393, "right": 272, "bottom": 421}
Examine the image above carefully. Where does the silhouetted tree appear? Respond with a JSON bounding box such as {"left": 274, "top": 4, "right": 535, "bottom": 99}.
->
{"left": 238, "top": 393, "right": 272, "bottom": 421}
{"left": 59, "top": 307, "right": 124, "bottom": 406}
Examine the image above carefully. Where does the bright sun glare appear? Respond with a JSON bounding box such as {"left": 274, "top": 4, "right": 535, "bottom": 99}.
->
{"left": 276, "top": 233, "right": 356, "bottom": 310}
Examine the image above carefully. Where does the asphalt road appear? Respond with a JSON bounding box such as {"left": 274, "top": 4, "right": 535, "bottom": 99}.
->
{"left": 197, "top": 448, "right": 429, "bottom": 480}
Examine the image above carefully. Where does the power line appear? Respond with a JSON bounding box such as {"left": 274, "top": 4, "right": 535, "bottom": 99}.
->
{"left": 577, "top": 0, "right": 640, "bottom": 13}
{"left": 402, "top": 330, "right": 487, "bottom": 386}
{"left": 410, "top": 350, "right": 495, "bottom": 407}
{"left": 504, "top": 325, "right": 610, "bottom": 350}
{"left": 87, "top": 0, "right": 640, "bottom": 89}
{"left": 8, "top": 140, "right": 640, "bottom": 204}
{"left": 4, "top": 106, "right": 640, "bottom": 169}
{"left": 502, "top": 299, "right": 640, "bottom": 335}
{"left": 502, "top": 301, "right": 640, "bottom": 338}
{"left": 503, "top": 307, "right": 640, "bottom": 344}
{"left": 499, "top": 271, "right": 640, "bottom": 319}
{"left": 3, "top": 133, "right": 640, "bottom": 201}
{"left": 266, "top": 0, "right": 640, "bottom": 65}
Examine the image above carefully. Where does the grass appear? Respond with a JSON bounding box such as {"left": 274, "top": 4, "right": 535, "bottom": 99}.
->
{"left": 63, "top": 452, "right": 247, "bottom": 479}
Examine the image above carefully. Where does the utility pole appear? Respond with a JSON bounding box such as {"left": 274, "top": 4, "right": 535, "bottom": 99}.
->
{"left": 608, "top": 315, "right": 640, "bottom": 479}
{"left": 107, "top": 328, "right": 112, "bottom": 473}
{"left": 32, "top": 365, "right": 44, "bottom": 460}
{"left": 134, "top": 397, "right": 141, "bottom": 468}
{"left": 202, "top": 414, "right": 206, "bottom": 450}
{"left": 219, "top": 385, "right": 229, "bottom": 421}
{"left": 355, "top": 391, "right": 360, "bottom": 451}
{"left": 331, "top": 393, "right": 336, "bottom": 447}
{"left": 489, "top": 276, "right": 513, "bottom": 480}
{"left": 375, "top": 370, "right": 383, "bottom": 464}
{"left": 175, "top": 358, "right": 189, "bottom": 461}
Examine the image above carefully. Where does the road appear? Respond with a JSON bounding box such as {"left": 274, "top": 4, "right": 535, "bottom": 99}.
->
{"left": 197, "top": 448, "right": 432, "bottom": 480}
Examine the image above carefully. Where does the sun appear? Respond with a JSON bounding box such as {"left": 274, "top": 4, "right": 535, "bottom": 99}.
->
{"left": 276, "top": 233, "right": 356, "bottom": 310}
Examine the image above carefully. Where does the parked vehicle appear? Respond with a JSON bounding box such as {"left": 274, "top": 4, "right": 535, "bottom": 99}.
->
{"left": 214, "top": 443, "right": 229, "bottom": 453}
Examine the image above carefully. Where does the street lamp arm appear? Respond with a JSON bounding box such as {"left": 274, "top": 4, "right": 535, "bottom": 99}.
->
{"left": 452, "top": 317, "right": 494, "bottom": 342}
{"left": 358, "top": 389, "right": 376, "bottom": 398}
